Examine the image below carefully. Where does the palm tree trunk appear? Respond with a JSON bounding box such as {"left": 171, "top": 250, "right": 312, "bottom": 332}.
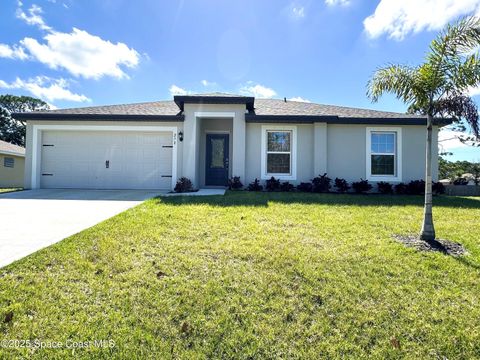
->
{"left": 420, "top": 114, "right": 436, "bottom": 241}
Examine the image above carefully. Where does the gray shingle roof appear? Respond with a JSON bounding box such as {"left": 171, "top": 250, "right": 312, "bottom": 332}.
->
{"left": 253, "top": 99, "right": 421, "bottom": 118}
{"left": 24, "top": 96, "right": 419, "bottom": 119}
{"left": 40, "top": 100, "right": 181, "bottom": 116}
{"left": 0, "top": 140, "right": 25, "bottom": 156}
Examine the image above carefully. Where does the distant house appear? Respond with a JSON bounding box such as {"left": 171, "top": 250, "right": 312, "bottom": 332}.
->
{"left": 15, "top": 93, "right": 450, "bottom": 190}
{"left": 0, "top": 140, "right": 25, "bottom": 188}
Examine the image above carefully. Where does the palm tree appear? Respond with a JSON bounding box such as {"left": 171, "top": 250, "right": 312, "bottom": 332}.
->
{"left": 367, "top": 17, "right": 480, "bottom": 241}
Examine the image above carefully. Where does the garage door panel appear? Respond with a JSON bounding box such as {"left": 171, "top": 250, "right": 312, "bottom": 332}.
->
{"left": 40, "top": 131, "right": 173, "bottom": 189}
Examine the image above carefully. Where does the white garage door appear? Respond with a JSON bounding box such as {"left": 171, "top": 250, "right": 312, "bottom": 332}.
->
{"left": 40, "top": 131, "right": 173, "bottom": 189}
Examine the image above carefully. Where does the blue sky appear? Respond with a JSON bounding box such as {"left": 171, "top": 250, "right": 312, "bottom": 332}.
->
{"left": 0, "top": 0, "right": 479, "bottom": 161}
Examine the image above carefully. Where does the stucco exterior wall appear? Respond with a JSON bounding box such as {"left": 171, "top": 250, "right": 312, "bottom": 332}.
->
{"left": 246, "top": 123, "right": 439, "bottom": 185}
{"left": 0, "top": 154, "right": 25, "bottom": 188}
{"left": 23, "top": 114, "right": 440, "bottom": 190}
{"left": 327, "top": 124, "right": 438, "bottom": 183}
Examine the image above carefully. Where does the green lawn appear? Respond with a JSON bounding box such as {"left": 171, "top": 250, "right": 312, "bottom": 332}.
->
{"left": 0, "top": 188, "right": 22, "bottom": 194}
{"left": 1, "top": 193, "right": 479, "bottom": 359}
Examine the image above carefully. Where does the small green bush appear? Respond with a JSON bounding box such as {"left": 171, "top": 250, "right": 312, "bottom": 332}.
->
{"left": 394, "top": 183, "right": 407, "bottom": 195}
{"left": 312, "top": 173, "right": 331, "bottom": 193}
{"left": 247, "top": 178, "right": 263, "bottom": 191}
{"left": 334, "top": 178, "right": 350, "bottom": 193}
{"left": 352, "top": 179, "right": 372, "bottom": 194}
{"left": 174, "top": 177, "right": 194, "bottom": 193}
{"left": 280, "top": 181, "right": 295, "bottom": 192}
{"left": 265, "top": 177, "right": 281, "bottom": 191}
{"left": 296, "top": 182, "right": 313, "bottom": 192}
{"left": 228, "top": 176, "right": 243, "bottom": 190}
{"left": 377, "top": 181, "right": 393, "bottom": 194}
{"left": 407, "top": 180, "right": 425, "bottom": 195}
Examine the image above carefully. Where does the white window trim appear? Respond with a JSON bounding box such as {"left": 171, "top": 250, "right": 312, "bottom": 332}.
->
{"left": 31, "top": 124, "right": 179, "bottom": 190}
{"left": 261, "top": 125, "right": 297, "bottom": 180}
{"left": 366, "top": 127, "right": 402, "bottom": 182}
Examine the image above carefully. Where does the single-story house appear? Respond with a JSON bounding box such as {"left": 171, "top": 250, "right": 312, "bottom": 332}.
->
{"left": 14, "top": 93, "right": 450, "bottom": 190}
{"left": 0, "top": 139, "right": 25, "bottom": 188}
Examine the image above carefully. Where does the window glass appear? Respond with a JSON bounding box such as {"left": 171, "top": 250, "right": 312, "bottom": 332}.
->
{"left": 3, "top": 157, "right": 14, "bottom": 168}
{"left": 267, "top": 154, "right": 290, "bottom": 174}
{"left": 371, "top": 155, "right": 394, "bottom": 175}
{"left": 210, "top": 138, "right": 225, "bottom": 168}
{"left": 370, "top": 132, "right": 396, "bottom": 176}
{"left": 268, "top": 132, "right": 290, "bottom": 152}
{"left": 266, "top": 131, "right": 292, "bottom": 174}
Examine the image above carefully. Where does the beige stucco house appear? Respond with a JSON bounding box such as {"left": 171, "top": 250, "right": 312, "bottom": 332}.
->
{"left": 0, "top": 140, "right": 25, "bottom": 188}
{"left": 15, "top": 93, "right": 449, "bottom": 190}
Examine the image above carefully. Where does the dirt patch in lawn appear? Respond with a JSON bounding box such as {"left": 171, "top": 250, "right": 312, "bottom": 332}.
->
{"left": 393, "top": 235, "right": 467, "bottom": 257}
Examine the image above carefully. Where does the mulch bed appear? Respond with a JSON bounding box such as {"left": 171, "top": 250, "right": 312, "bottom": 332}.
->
{"left": 393, "top": 235, "right": 467, "bottom": 257}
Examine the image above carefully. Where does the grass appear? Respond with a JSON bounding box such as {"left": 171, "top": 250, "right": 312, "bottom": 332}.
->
{"left": 0, "top": 188, "right": 22, "bottom": 194}
{"left": 1, "top": 192, "right": 479, "bottom": 359}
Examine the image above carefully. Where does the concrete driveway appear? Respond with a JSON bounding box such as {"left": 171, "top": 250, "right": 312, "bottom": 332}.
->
{"left": 0, "top": 189, "right": 164, "bottom": 268}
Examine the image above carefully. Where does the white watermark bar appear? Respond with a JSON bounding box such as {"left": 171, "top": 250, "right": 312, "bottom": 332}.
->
{"left": 0, "top": 339, "right": 116, "bottom": 349}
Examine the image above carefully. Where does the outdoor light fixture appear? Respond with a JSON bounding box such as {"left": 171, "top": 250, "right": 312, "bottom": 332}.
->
{"left": 178, "top": 131, "right": 184, "bottom": 142}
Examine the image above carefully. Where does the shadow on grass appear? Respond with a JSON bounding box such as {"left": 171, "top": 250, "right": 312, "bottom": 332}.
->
{"left": 154, "top": 192, "right": 480, "bottom": 209}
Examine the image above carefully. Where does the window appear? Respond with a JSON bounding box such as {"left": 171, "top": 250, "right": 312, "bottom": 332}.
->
{"left": 366, "top": 127, "right": 402, "bottom": 182}
{"left": 3, "top": 157, "right": 14, "bottom": 168}
{"left": 261, "top": 126, "right": 297, "bottom": 180}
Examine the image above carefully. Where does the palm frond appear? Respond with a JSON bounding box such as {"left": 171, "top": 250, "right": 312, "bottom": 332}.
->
{"left": 366, "top": 64, "right": 420, "bottom": 103}
{"left": 428, "top": 16, "right": 480, "bottom": 70}
{"left": 434, "top": 95, "right": 480, "bottom": 138}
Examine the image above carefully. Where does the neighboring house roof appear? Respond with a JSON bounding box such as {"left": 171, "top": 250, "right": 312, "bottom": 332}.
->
{"left": 12, "top": 93, "right": 452, "bottom": 126}
{"left": 0, "top": 140, "right": 25, "bottom": 157}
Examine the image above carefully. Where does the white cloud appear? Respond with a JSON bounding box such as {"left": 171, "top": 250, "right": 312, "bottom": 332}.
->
{"left": 0, "top": 76, "right": 90, "bottom": 102}
{"left": 20, "top": 28, "right": 140, "bottom": 79}
{"left": 0, "top": 44, "right": 28, "bottom": 60}
{"left": 169, "top": 84, "right": 191, "bottom": 96}
{"left": 288, "top": 96, "right": 311, "bottom": 102}
{"left": 201, "top": 79, "right": 216, "bottom": 87}
{"left": 469, "top": 86, "right": 480, "bottom": 97}
{"left": 292, "top": 6, "right": 305, "bottom": 18}
{"left": 9, "top": 4, "right": 140, "bottom": 79}
{"left": 364, "top": 0, "right": 480, "bottom": 40}
{"left": 239, "top": 83, "right": 277, "bottom": 98}
{"left": 325, "top": 0, "right": 350, "bottom": 6}
{"left": 16, "top": 4, "right": 52, "bottom": 31}
{"left": 438, "top": 129, "right": 469, "bottom": 152}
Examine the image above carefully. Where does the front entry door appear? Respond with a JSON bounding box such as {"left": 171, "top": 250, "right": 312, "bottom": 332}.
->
{"left": 205, "top": 134, "right": 229, "bottom": 186}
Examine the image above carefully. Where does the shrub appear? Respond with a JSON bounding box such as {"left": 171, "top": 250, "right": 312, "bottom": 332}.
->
{"left": 247, "top": 178, "right": 263, "bottom": 191}
{"left": 297, "top": 182, "right": 313, "bottom": 192}
{"left": 377, "top": 181, "right": 393, "bottom": 194}
{"left": 407, "top": 180, "right": 425, "bottom": 195}
{"left": 265, "top": 176, "right": 281, "bottom": 191}
{"left": 334, "top": 178, "right": 350, "bottom": 193}
{"left": 352, "top": 179, "right": 372, "bottom": 194}
{"left": 394, "top": 182, "right": 407, "bottom": 195}
{"left": 453, "top": 177, "right": 469, "bottom": 185}
{"left": 311, "top": 173, "right": 331, "bottom": 193}
{"left": 280, "top": 181, "right": 295, "bottom": 192}
{"left": 433, "top": 181, "right": 446, "bottom": 195}
{"left": 174, "top": 177, "right": 194, "bottom": 193}
{"left": 228, "top": 176, "right": 243, "bottom": 190}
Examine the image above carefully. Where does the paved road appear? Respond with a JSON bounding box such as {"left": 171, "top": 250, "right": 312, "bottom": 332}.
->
{"left": 0, "top": 189, "right": 163, "bottom": 268}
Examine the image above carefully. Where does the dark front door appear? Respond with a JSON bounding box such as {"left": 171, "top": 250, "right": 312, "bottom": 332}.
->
{"left": 205, "top": 133, "right": 229, "bottom": 186}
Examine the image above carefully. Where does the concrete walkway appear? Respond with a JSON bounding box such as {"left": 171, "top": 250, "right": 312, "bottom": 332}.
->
{"left": 0, "top": 189, "right": 163, "bottom": 268}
